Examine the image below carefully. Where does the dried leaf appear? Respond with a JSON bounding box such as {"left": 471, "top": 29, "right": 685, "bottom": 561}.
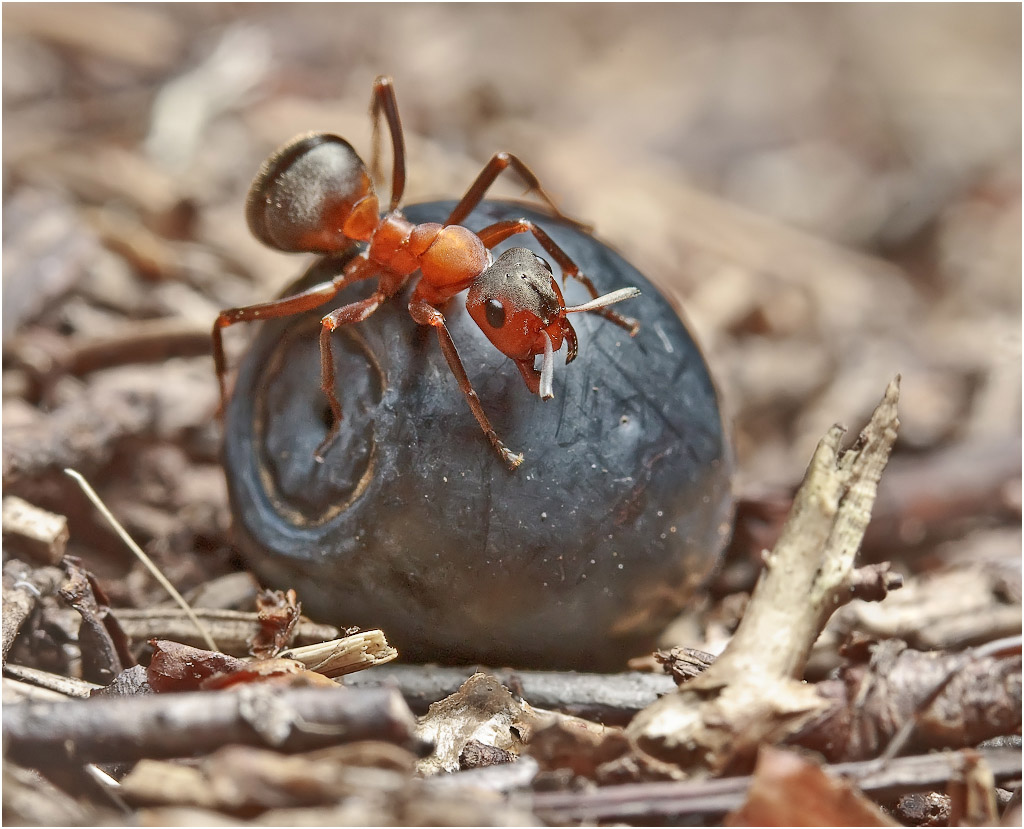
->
{"left": 147, "top": 639, "right": 246, "bottom": 692}
{"left": 123, "top": 745, "right": 411, "bottom": 813}
{"left": 278, "top": 629, "right": 398, "bottom": 677}
{"left": 415, "top": 673, "right": 541, "bottom": 775}
{"left": 249, "top": 588, "right": 300, "bottom": 659}
{"left": 727, "top": 746, "right": 897, "bottom": 826}
{"left": 59, "top": 556, "right": 134, "bottom": 684}
{"left": 200, "top": 658, "right": 337, "bottom": 690}
{"left": 459, "top": 740, "right": 517, "bottom": 770}
{"left": 91, "top": 664, "right": 153, "bottom": 697}
{"left": 525, "top": 718, "right": 628, "bottom": 778}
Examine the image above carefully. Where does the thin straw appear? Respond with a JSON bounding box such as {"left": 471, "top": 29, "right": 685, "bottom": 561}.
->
{"left": 64, "top": 468, "right": 218, "bottom": 652}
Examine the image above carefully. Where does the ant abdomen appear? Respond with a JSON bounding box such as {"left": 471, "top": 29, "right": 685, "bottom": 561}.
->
{"left": 246, "top": 132, "right": 378, "bottom": 254}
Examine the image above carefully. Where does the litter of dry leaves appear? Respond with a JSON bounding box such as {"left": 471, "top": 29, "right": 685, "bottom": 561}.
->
{"left": 3, "top": 5, "right": 1020, "bottom": 827}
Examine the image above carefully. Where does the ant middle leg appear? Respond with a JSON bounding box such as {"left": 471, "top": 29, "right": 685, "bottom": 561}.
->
{"left": 213, "top": 255, "right": 381, "bottom": 413}
{"left": 314, "top": 265, "right": 408, "bottom": 460}
{"left": 476, "top": 219, "right": 640, "bottom": 336}
{"left": 445, "top": 152, "right": 593, "bottom": 233}
{"left": 315, "top": 291, "right": 386, "bottom": 461}
{"left": 368, "top": 76, "right": 406, "bottom": 210}
{"left": 408, "top": 298, "right": 524, "bottom": 470}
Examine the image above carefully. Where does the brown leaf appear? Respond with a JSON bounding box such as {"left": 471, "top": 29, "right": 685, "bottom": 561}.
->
{"left": 146, "top": 639, "right": 246, "bottom": 692}
{"left": 249, "top": 588, "right": 301, "bottom": 659}
{"left": 727, "top": 746, "right": 897, "bottom": 826}
{"left": 147, "top": 639, "right": 338, "bottom": 692}
{"left": 200, "top": 657, "right": 337, "bottom": 690}
{"left": 459, "top": 739, "right": 517, "bottom": 770}
{"left": 654, "top": 647, "right": 717, "bottom": 685}
{"left": 60, "top": 556, "right": 134, "bottom": 684}
{"left": 526, "top": 718, "right": 629, "bottom": 778}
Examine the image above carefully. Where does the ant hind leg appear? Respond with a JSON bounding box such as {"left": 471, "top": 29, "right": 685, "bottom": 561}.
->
{"left": 445, "top": 152, "right": 593, "bottom": 233}
{"left": 369, "top": 76, "right": 406, "bottom": 210}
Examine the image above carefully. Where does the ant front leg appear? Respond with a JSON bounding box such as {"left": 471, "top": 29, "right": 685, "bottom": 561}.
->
{"left": 445, "top": 152, "right": 593, "bottom": 233}
{"left": 476, "top": 219, "right": 640, "bottom": 336}
{"left": 408, "top": 297, "right": 524, "bottom": 470}
{"left": 368, "top": 76, "right": 406, "bottom": 210}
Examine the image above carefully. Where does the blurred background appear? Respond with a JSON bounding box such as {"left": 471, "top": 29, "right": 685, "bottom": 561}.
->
{"left": 3, "top": 5, "right": 1020, "bottom": 613}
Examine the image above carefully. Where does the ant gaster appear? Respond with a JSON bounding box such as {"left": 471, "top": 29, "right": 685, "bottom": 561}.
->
{"left": 213, "top": 76, "right": 640, "bottom": 469}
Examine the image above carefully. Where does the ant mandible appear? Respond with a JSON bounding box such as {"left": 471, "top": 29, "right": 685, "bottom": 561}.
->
{"left": 213, "top": 76, "right": 640, "bottom": 470}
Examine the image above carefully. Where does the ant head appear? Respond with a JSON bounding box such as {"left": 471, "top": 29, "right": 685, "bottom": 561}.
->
{"left": 466, "top": 248, "right": 577, "bottom": 363}
{"left": 246, "top": 133, "right": 379, "bottom": 254}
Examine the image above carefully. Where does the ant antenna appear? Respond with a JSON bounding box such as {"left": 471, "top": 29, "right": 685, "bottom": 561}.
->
{"left": 537, "top": 287, "right": 639, "bottom": 402}
{"left": 564, "top": 287, "right": 641, "bottom": 315}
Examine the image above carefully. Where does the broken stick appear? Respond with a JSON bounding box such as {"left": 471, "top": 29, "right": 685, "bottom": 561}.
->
{"left": 628, "top": 378, "right": 903, "bottom": 773}
{"left": 3, "top": 685, "right": 421, "bottom": 766}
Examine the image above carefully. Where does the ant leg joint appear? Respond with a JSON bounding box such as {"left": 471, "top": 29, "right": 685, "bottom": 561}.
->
{"left": 501, "top": 448, "right": 525, "bottom": 470}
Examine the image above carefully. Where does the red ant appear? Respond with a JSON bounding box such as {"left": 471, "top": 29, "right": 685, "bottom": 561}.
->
{"left": 213, "top": 76, "right": 640, "bottom": 469}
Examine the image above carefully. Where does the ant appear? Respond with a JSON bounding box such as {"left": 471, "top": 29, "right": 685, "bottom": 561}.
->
{"left": 213, "top": 76, "right": 640, "bottom": 470}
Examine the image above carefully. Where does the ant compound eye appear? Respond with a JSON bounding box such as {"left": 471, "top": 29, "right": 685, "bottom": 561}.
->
{"left": 534, "top": 254, "right": 553, "bottom": 273}
{"left": 485, "top": 298, "right": 506, "bottom": 329}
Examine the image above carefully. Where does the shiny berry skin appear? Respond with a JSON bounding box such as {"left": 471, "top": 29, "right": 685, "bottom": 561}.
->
{"left": 223, "top": 200, "right": 733, "bottom": 671}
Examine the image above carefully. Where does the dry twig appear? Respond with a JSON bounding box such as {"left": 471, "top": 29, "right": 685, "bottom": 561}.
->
{"left": 3, "top": 685, "right": 421, "bottom": 766}
{"left": 2, "top": 663, "right": 101, "bottom": 698}
{"left": 344, "top": 664, "right": 676, "bottom": 724}
{"left": 798, "top": 638, "right": 1022, "bottom": 762}
{"left": 113, "top": 607, "right": 340, "bottom": 655}
{"left": 529, "top": 746, "right": 1022, "bottom": 824}
{"left": 628, "top": 379, "right": 903, "bottom": 772}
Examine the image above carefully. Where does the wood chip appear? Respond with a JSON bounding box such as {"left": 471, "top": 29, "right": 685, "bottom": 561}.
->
{"left": 279, "top": 629, "right": 398, "bottom": 678}
{"left": 1, "top": 496, "right": 68, "bottom": 564}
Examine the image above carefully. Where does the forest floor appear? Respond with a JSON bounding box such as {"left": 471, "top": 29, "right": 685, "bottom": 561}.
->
{"left": 3, "top": 4, "right": 1020, "bottom": 826}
